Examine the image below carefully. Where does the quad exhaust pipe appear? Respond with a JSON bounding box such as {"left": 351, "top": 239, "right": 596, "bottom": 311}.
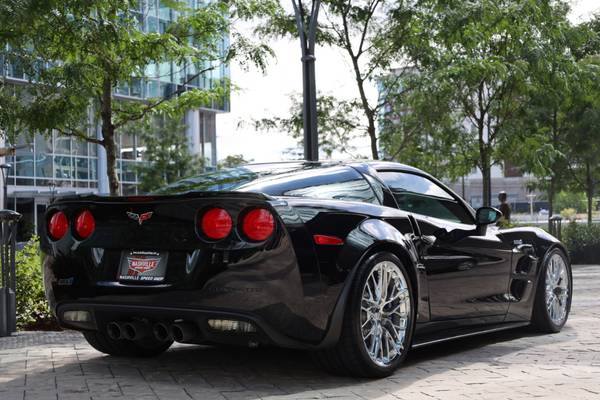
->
{"left": 106, "top": 321, "right": 123, "bottom": 340}
{"left": 122, "top": 321, "right": 150, "bottom": 340}
{"left": 107, "top": 320, "right": 200, "bottom": 343}
{"left": 152, "top": 322, "right": 172, "bottom": 342}
{"left": 107, "top": 321, "right": 150, "bottom": 340}
{"left": 170, "top": 322, "right": 198, "bottom": 343}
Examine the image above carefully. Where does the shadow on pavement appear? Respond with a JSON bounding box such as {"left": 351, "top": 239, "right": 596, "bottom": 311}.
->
{"left": 0, "top": 325, "right": 577, "bottom": 399}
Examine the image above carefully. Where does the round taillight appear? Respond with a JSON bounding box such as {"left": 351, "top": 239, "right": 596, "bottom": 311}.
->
{"left": 200, "top": 208, "right": 233, "bottom": 240}
{"left": 48, "top": 211, "right": 68, "bottom": 241}
{"left": 241, "top": 208, "right": 275, "bottom": 242}
{"left": 74, "top": 210, "right": 95, "bottom": 240}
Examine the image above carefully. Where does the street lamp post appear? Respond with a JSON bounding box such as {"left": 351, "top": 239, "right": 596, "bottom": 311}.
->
{"left": 527, "top": 193, "right": 536, "bottom": 222}
{"left": 0, "top": 162, "right": 18, "bottom": 337}
{"left": 291, "top": 0, "right": 321, "bottom": 161}
{"left": 0, "top": 164, "right": 11, "bottom": 210}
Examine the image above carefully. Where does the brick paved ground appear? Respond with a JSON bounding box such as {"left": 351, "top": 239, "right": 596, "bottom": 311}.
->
{"left": 1, "top": 265, "right": 599, "bottom": 400}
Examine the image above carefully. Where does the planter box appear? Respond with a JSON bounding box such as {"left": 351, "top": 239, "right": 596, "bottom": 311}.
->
{"left": 569, "top": 245, "right": 600, "bottom": 264}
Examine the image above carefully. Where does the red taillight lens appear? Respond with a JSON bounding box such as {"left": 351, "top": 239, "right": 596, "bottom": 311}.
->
{"left": 200, "top": 208, "right": 233, "bottom": 240}
{"left": 48, "top": 211, "right": 68, "bottom": 241}
{"left": 241, "top": 208, "right": 275, "bottom": 242}
{"left": 74, "top": 210, "right": 95, "bottom": 240}
{"left": 313, "top": 234, "right": 344, "bottom": 246}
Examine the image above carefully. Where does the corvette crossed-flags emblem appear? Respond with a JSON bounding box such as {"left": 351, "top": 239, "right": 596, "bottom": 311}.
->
{"left": 126, "top": 211, "right": 153, "bottom": 226}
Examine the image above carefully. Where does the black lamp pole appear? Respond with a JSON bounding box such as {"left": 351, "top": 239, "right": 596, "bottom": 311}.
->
{"left": 0, "top": 164, "right": 11, "bottom": 210}
{"left": 292, "top": 0, "right": 320, "bottom": 161}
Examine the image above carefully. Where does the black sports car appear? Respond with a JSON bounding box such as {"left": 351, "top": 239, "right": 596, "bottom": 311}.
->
{"left": 41, "top": 161, "right": 572, "bottom": 377}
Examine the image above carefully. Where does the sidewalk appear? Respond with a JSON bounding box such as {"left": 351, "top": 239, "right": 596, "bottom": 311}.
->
{"left": 1, "top": 265, "right": 599, "bottom": 400}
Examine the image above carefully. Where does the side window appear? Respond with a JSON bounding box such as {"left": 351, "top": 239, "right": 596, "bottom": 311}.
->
{"left": 378, "top": 171, "right": 473, "bottom": 224}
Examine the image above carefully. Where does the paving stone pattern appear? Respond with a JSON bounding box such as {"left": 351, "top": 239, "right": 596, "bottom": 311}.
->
{"left": 1, "top": 265, "right": 599, "bottom": 399}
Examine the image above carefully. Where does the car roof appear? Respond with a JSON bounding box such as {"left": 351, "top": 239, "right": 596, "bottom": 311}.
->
{"left": 242, "top": 160, "right": 428, "bottom": 175}
{"left": 362, "top": 161, "right": 429, "bottom": 175}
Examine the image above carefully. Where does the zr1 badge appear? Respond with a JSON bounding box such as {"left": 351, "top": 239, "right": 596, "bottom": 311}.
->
{"left": 118, "top": 250, "right": 168, "bottom": 282}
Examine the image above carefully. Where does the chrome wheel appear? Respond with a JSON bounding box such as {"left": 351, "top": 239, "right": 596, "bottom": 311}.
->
{"left": 545, "top": 253, "right": 570, "bottom": 326}
{"left": 360, "top": 261, "right": 411, "bottom": 367}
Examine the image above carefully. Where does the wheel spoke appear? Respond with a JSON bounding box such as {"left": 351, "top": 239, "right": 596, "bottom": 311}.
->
{"left": 380, "top": 267, "right": 388, "bottom": 302}
{"left": 360, "top": 261, "right": 411, "bottom": 368}
{"left": 384, "top": 288, "right": 409, "bottom": 307}
{"left": 543, "top": 254, "right": 570, "bottom": 326}
{"left": 373, "top": 331, "right": 381, "bottom": 358}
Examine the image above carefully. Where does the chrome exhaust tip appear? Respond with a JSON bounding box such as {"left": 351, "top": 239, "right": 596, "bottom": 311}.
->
{"left": 170, "top": 322, "right": 198, "bottom": 343}
{"left": 106, "top": 322, "right": 122, "bottom": 340}
{"left": 122, "top": 321, "right": 149, "bottom": 341}
{"left": 152, "top": 322, "right": 172, "bottom": 342}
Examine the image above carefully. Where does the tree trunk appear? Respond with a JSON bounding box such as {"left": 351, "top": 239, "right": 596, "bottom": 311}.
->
{"left": 548, "top": 176, "right": 555, "bottom": 218}
{"left": 100, "top": 78, "right": 119, "bottom": 196}
{"left": 104, "top": 134, "right": 119, "bottom": 196}
{"left": 547, "top": 176, "right": 555, "bottom": 233}
{"left": 481, "top": 162, "right": 491, "bottom": 207}
{"left": 366, "top": 113, "right": 378, "bottom": 160}
{"left": 549, "top": 109, "right": 558, "bottom": 220}
{"left": 586, "top": 161, "right": 593, "bottom": 226}
{"left": 478, "top": 120, "right": 491, "bottom": 207}
{"left": 348, "top": 55, "right": 378, "bottom": 160}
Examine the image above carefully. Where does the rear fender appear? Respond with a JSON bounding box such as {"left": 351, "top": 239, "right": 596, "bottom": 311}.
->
{"left": 318, "top": 218, "right": 422, "bottom": 348}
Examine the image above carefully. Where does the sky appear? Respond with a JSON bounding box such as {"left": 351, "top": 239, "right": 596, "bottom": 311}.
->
{"left": 215, "top": 0, "right": 600, "bottom": 163}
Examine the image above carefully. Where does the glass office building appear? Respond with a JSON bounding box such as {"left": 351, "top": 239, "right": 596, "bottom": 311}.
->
{"left": 0, "top": 0, "right": 230, "bottom": 239}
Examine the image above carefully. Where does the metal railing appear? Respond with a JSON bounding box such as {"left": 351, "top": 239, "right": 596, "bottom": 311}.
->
{"left": 0, "top": 210, "right": 21, "bottom": 337}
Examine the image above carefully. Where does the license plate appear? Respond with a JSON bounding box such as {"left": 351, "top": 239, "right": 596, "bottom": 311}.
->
{"left": 118, "top": 250, "right": 168, "bottom": 282}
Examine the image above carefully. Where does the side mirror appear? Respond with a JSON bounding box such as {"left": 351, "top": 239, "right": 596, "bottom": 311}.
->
{"left": 476, "top": 207, "right": 502, "bottom": 225}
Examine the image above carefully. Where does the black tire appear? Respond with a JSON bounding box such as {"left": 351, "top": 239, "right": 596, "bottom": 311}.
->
{"left": 313, "top": 252, "right": 415, "bottom": 378}
{"left": 531, "top": 248, "right": 572, "bottom": 333}
{"left": 83, "top": 330, "right": 173, "bottom": 357}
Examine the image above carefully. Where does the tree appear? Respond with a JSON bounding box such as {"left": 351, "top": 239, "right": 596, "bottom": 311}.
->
{"left": 0, "top": 0, "right": 276, "bottom": 195}
{"left": 564, "top": 58, "right": 600, "bottom": 225}
{"left": 218, "top": 154, "right": 251, "bottom": 168}
{"left": 254, "top": 93, "right": 363, "bottom": 157}
{"left": 378, "top": 69, "right": 474, "bottom": 180}
{"left": 130, "top": 115, "right": 203, "bottom": 193}
{"left": 505, "top": 7, "right": 587, "bottom": 219}
{"left": 407, "top": 0, "right": 573, "bottom": 206}
{"left": 511, "top": 14, "right": 600, "bottom": 223}
{"left": 259, "top": 0, "right": 417, "bottom": 159}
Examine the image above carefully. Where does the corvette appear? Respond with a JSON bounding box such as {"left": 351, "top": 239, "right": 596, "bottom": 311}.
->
{"left": 41, "top": 161, "right": 572, "bottom": 377}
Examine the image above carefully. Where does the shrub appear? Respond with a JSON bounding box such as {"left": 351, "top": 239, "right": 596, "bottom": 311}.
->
{"left": 15, "top": 236, "right": 57, "bottom": 330}
{"left": 560, "top": 208, "right": 577, "bottom": 222}
{"left": 555, "top": 191, "right": 587, "bottom": 214}
{"left": 562, "top": 222, "right": 600, "bottom": 264}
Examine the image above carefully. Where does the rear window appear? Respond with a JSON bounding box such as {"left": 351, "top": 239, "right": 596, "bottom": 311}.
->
{"left": 156, "top": 164, "right": 311, "bottom": 194}
{"left": 239, "top": 166, "right": 379, "bottom": 204}
{"left": 159, "top": 164, "right": 379, "bottom": 204}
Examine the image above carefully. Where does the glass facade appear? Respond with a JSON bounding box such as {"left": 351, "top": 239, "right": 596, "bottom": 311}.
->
{"left": 10, "top": 132, "right": 98, "bottom": 189}
{"left": 1, "top": 0, "right": 229, "bottom": 192}
{"left": 115, "top": 0, "right": 230, "bottom": 112}
{"left": 2, "top": 1, "right": 230, "bottom": 112}
{"left": 0, "top": 0, "right": 230, "bottom": 239}
{"left": 5, "top": 131, "right": 152, "bottom": 191}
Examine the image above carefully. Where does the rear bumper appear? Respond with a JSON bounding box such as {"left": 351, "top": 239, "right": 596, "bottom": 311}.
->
{"left": 56, "top": 302, "right": 323, "bottom": 350}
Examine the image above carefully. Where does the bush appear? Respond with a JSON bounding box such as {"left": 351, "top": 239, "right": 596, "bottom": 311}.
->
{"left": 555, "top": 191, "right": 587, "bottom": 214}
{"left": 562, "top": 223, "right": 600, "bottom": 264}
{"left": 560, "top": 208, "right": 577, "bottom": 222}
{"left": 15, "top": 236, "right": 57, "bottom": 330}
